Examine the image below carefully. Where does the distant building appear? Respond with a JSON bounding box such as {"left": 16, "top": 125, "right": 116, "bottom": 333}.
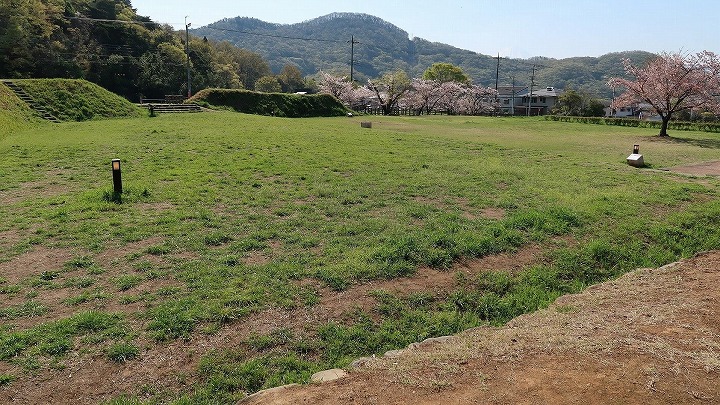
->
{"left": 497, "top": 85, "right": 527, "bottom": 115}
{"left": 514, "top": 86, "right": 562, "bottom": 116}
{"left": 605, "top": 104, "right": 637, "bottom": 118}
{"left": 605, "top": 102, "right": 660, "bottom": 120}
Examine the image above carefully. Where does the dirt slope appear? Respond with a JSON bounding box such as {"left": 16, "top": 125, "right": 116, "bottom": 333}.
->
{"left": 245, "top": 251, "right": 720, "bottom": 405}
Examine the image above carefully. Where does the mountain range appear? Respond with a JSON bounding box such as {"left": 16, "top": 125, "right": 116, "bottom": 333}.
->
{"left": 193, "top": 12, "right": 655, "bottom": 98}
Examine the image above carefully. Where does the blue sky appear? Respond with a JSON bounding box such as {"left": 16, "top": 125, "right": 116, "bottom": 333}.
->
{"left": 131, "top": 0, "right": 719, "bottom": 59}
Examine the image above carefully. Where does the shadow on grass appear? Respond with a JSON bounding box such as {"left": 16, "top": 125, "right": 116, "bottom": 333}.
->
{"left": 652, "top": 134, "right": 720, "bottom": 150}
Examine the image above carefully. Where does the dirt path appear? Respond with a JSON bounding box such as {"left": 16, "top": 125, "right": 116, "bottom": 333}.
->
{"left": 245, "top": 251, "right": 720, "bottom": 404}
{"left": 670, "top": 160, "right": 720, "bottom": 176}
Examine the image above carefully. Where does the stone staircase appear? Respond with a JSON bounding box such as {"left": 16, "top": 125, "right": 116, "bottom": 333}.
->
{"left": 138, "top": 103, "right": 203, "bottom": 114}
{"left": 2, "top": 80, "right": 60, "bottom": 123}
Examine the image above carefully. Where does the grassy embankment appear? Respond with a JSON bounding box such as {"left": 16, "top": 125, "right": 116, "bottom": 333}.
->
{"left": 8, "top": 79, "right": 144, "bottom": 122}
{"left": 0, "top": 83, "right": 40, "bottom": 135}
{"left": 0, "top": 111, "right": 719, "bottom": 403}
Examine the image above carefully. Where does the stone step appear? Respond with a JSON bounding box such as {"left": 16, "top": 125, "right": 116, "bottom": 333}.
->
{"left": 2, "top": 80, "right": 60, "bottom": 123}
{"left": 141, "top": 103, "right": 203, "bottom": 114}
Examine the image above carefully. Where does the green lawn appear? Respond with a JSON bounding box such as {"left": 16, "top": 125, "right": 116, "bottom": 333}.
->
{"left": 1, "top": 112, "right": 719, "bottom": 403}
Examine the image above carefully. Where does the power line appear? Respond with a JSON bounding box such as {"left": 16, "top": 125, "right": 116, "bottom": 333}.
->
{"left": 202, "top": 25, "right": 344, "bottom": 44}
{"left": 67, "top": 16, "right": 162, "bottom": 26}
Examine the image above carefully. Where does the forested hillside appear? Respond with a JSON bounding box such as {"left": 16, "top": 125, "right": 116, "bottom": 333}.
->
{"left": 2, "top": 2, "right": 654, "bottom": 101}
{"left": 195, "top": 12, "right": 656, "bottom": 98}
{"left": 0, "top": 0, "right": 274, "bottom": 100}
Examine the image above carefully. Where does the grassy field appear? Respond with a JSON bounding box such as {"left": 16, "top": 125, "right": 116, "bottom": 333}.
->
{"left": 1, "top": 112, "right": 719, "bottom": 403}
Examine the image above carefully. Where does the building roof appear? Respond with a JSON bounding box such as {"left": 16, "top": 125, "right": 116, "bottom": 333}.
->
{"left": 519, "top": 86, "right": 562, "bottom": 97}
{"left": 497, "top": 85, "right": 527, "bottom": 97}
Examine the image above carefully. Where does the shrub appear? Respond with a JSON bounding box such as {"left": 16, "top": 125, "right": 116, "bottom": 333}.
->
{"left": 544, "top": 115, "right": 720, "bottom": 133}
{"left": 188, "top": 88, "right": 349, "bottom": 117}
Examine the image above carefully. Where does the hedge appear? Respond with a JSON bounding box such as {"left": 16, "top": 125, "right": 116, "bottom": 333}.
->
{"left": 188, "top": 89, "right": 349, "bottom": 118}
{"left": 544, "top": 115, "right": 720, "bottom": 133}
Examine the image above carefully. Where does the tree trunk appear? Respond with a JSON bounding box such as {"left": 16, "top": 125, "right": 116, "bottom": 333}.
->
{"left": 658, "top": 115, "right": 670, "bottom": 137}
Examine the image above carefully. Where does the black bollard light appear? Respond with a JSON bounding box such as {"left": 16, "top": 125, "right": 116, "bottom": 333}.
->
{"left": 111, "top": 159, "right": 122, "bottom": 194}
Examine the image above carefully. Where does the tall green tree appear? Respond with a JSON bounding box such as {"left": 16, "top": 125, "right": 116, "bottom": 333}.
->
{"left": 278, "top": 64, "right": 304, "bottom": 93}
{"left": 0, "top": 0, "right": 64, "bottom": 78}
{"left": 138, "top": 42, "right": 187, "bottom": 98}
{"left": 552, "top": 89, "right": 605, "bottom": 117}
{"left": 422, "top": 63, "right": 470, "bottom": 84}
{"left": 368, "top": 70, "right": 412, "bottom": 115}
{"left": 213, "top": 41, "right": 271, "bottom": 90}
{"left": 255, "top": 75, "right": 282, "bottom": 93}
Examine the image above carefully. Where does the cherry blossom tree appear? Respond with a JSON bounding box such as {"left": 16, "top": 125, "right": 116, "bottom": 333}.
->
{"left": 317, "top": 71, "right": 352, "bottom": 100}
{"left": 608, "top": 51, "right": 720, "bottom": 136}
{"left": 441, "top": 82, "right": 464, "bottom": 115}
{"left": 317, "top": 71, "right": 374, "bottom": 110}
{"left": 457, "top": 85, "right": 500, "bottom": 115}
{"left": 404, "top": 79, "right": 451, "bottom": 115}
{"left": 434, "top": 82, "right": 499, "bottom": 115}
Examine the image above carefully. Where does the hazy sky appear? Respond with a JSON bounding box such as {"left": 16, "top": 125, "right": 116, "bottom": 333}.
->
{"left": 131, "top": 0, "right": 718, "bottom": 59}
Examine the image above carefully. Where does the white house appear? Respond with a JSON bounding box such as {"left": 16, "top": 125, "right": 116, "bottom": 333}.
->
{"left": 497, "top": 85, "right": 527, "bottom": 115}
{"left": 514, "top": 86, "right": 562, "bottom": 116}
{"left": 605, "top": 102, "right": 660, "bottom": 120}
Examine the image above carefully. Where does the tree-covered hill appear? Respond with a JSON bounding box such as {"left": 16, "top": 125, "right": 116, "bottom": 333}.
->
{"left": 195, "top": 12, "right": 655, "bottom": 98}
{"left": 2, "top": 2, "right": 655, "bottom": 101}
{"left": 0, "top": 0, "right": 275, "bottom": 100}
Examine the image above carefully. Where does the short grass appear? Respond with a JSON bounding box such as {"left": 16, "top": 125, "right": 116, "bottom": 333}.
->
{"left": 1, "top": 112, "right": 719, "bottom": 403}
{"left": 0, "top": 83, "right": 40, "bottom": 134}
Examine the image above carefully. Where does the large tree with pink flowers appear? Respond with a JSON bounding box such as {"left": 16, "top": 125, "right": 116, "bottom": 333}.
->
{"left": 608, "top": 51, "right": 720, "bottom": 136}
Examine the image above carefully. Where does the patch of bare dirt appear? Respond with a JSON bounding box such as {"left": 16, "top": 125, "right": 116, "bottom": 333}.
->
{"left": 243, "top": 250, "right": 272, "bottom": 266}
{"left": 94, "top": 236, "right": 165, "bottom": 267}
{"left": 0, "top": 247, "right": 77, "bottom": 284}
{"left": 0, "top": 170, "right": 78, "bottom": 205}
{"left": 0, "top": 229, "right": 26, "bottom": 250}
{"left": 669, "top": 160, "right": 720, "bottom": 176}
{"left": 245, "top": 251, "right": 720, "bottom": 405}
{"left": 412, "top": 196, "right": 506, "bottom": 221}
{"left": 315, "top": 244, "right": 545, "bottom": 320}
{"left": 477, "top": 207, "right": 506, "bottom": 220}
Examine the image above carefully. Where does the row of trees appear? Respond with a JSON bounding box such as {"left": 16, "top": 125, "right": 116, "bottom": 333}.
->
{"left": 318, "top": 63, "right": 500, "bottom": 116}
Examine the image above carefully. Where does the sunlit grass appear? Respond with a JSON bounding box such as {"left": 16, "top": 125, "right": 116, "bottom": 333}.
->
{"left": 1, "top": 112, "right": 719, "bottom": 401}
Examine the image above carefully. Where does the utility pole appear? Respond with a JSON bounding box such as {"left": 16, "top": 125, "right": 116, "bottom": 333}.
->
{"left": 511, "top": 76, "right": 515, "bottom": 116}
{"left": 349, "top": 35, "right": 359, "bottom": 83}
{"left": 528, "top": 65, "right": 535, "bottom": 117}
{"left": 185, "top": 16, "right": 192, "bottom": 98}
{"left": 495, "top": 53, "right": 500, "bottom": 92}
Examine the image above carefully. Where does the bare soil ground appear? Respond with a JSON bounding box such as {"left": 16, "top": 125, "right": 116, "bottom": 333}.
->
{"left": 669, "top": 160, "right": 720, "bottom": 176}
{"left": 245, "top": 250, "right": 720, "bottom": 405}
